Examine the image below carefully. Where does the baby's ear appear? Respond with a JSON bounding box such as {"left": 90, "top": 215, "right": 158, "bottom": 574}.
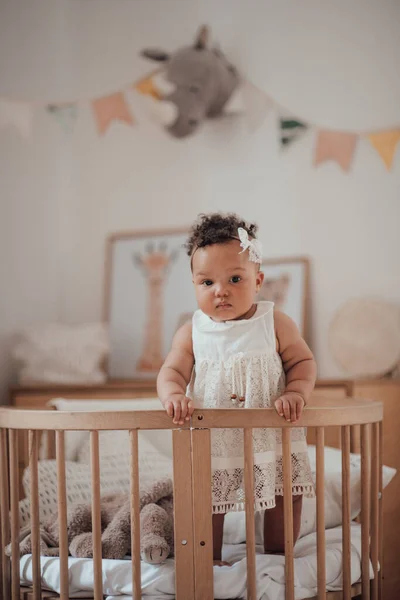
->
{"left": 256, "top": 270, "right": 265, "bottom": 289}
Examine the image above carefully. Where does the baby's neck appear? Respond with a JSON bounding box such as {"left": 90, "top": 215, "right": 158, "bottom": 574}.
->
{"left": 232, "top": 303, "right": 258, "bottom": 321}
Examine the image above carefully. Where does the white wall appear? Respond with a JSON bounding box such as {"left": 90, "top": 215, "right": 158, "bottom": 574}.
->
{"left": 0, "top": 0, "right": 399, "bottom": 401}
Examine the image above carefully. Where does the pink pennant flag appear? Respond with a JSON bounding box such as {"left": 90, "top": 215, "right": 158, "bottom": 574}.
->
{"left": 0, "top": 99, "right": 32, "bottom": 138}
{"left": 92, "top": 92, "right": 134, "bottom": 134}
{"left": 314, "top": 130, "right": 358, "bottom": 171}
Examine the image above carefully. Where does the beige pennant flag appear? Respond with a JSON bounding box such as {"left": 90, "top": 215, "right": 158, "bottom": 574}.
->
{"left": 92, "top": 92, "right": 134, "bottom": 134}
{"left": 240, "top": 80, "right": 274, "bottom": 133}
{"left": 368, "top": 129, "right": 400, "bottom": 170}
{"left": 0, "top": 99, "right": 33, "bottom": 137}
{"left": 314, "top": 130, "right": 358, "bottom": 171}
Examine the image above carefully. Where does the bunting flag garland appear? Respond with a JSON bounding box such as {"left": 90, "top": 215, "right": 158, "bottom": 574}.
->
{"left": 314, "top": 130, "right": 358, "bottom": 172}
{"left": 0, "top": 70, "right": 399, "bottom": 172}
{"left": 47, "top": 103, "right": 77, "bottom": 134}
{"left": 367, "top": 129, "right": 400, "bottom": 171}
{"left": 91, "top": 92, "right": 134, "bottom": 134}
{"left": 280, "top": 117, "right": 308, "bottom": 148}
{"left": 0, "top": 99, "right": 32, "bottom": 138}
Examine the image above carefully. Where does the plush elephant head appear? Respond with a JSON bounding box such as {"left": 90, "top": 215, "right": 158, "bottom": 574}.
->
{"left": 141, "top": 25, "right": 240, "bottom": 138}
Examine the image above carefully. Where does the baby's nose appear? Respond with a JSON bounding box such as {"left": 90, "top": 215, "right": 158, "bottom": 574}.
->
{"left": 216, "top": 286, "right": 228, "bottom": 297}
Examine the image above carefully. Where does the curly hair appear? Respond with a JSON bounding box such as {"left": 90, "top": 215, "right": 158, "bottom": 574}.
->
{"left": 185, "top": 212, "right": 258, "bottom": 256}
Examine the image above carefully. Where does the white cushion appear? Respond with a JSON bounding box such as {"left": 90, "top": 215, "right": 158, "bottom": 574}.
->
{"left": 12, "top": 323, "right": 108, "bottom": 385}
{"left": 299, "top": 445, "right": 396, "bottom": 536}
{"left": 223, "top": 445, "right": 397, "bottom": 544}
{"left": 46, "top": 397, "right": 171, "bottom": 461}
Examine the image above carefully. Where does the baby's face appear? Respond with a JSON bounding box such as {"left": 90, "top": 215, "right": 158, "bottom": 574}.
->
{"left": 191, "top": 240, "right": 264, "bottom": 322}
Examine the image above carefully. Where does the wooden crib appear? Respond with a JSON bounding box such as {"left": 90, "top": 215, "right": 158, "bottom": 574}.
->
{"left": 0, "top": 396, "right": 383, "bottom": 600}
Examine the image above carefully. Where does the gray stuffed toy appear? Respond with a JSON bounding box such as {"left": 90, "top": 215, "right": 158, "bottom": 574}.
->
{"left": 141, "top": 25, "right": 240, "bottom": 138}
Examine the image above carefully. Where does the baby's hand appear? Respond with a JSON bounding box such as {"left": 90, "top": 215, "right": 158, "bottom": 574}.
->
{"left": 164, "top": 394, "right": 194, "bottom": 425}
{"left": 274, "top": 393, "right": 305, "bottom": 424}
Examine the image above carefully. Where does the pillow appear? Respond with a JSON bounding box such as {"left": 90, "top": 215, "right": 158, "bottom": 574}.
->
{"left": 223, "top": 445, "right": 397, "bottom": 545}
{"left": 76, "top": 429, "right": 172, "bottom": 469}
{"left": 46, "top": 397, "right": 171, "bottom": 461}
{"left": 22, "top": 433, "right": 173, "bottom": 526}
{"left": 300, "top": 445, "right": 396, "bottom": 536}
{"left": 12, "top": 323, "right": 108, "bottom": 385}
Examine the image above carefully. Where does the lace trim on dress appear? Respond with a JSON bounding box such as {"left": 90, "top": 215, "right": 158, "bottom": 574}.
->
{"left": 212, "top": 484, "right": 316, "bottom": 514}
{"left": 210, "top": 451, "right": 315, "bottom": 514}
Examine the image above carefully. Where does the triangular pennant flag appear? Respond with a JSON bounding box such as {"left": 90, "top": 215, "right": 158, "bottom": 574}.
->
{"left": 314, "top": 130, "right": 358, "bottom": 171}
{"left": 368, "top": 129, "right": 400, "bottom": 170}
{"left": 240, "top": 80, "right": 274, "bottom": 133}
{"left": 280, "top": 117, "right": 308, "bottom": 148}
{"left": 0, "top": 99, "right": 32, "bottom": 138}
{"left": 91, "top": 92, "right": 134, "bottom": 135}
{"left": 135, "top": 76, "right": 162, "bottom": 100}
{"left": 47, "top": 103, "right": 77, "bottom": 133}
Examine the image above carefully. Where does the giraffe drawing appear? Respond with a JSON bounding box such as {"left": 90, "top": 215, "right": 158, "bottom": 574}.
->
{"left": 134, "top": 243, "right": 177, "bottom": 373}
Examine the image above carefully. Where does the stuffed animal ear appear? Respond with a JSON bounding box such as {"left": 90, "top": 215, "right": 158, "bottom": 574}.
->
{"left": 141, "top": 49, "right": 170, "bottom": 62}
{"left": 194, "top": 25, "right": 209, "bottom": 50}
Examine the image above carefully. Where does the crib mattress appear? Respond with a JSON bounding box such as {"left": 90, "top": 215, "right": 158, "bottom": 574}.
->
{"left": 19, "top": 523, "right": 372, "bottom": 600}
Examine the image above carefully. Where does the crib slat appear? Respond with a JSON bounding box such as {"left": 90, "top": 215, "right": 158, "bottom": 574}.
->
{"left": 9, "top": 429, "right": 20, "bottom": 600}
{"left": 0, "top": 429, "right": 10, "bottom": 599}
{"left": 172, "top": 429, "right": 195, "bottom": 600}
{"left": 370, "top": 422, "right": 379, "bottom": 600}
{"left": 47, "top": 430, "right": 56, "bottom": 460}
{"left": 378, "top": 421, "right": 383, "bottom": 600}
{"left": 244, "top": 428, "right": 257, "bottom": 600}
{"left": 90, "top": 431, "right": 103, "bottom": 600}
{"left": 0, "top": 468, "right": 2, "bottom": 600}
{"left": 29, "top": 430, "right": 41, "bottom": 599}
{"left": 341, "top": 425, "right": 351, "bottom": 600}
{"left": 316, "top": 427, "right": 326, "bottom": 600}
{"left": 361, "top": 424, "right": 371, "bottom": 600}
{"left": 282, "top": 428, "right": 294, "bottom": 600}
{"left": 191, "top": 428, "right": 214, "bottom": 600}
{"left": 351, "top": 424, "right": 361, "bottom": 454}
{"left": 56, "top": 431, "right": 69, "bottom": 600}
{"left": 129, "top": 430, "right": 141, "bottom": 600}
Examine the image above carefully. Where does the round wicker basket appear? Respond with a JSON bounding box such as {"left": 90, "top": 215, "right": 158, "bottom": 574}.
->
{"left": 329, "top": 297, "right": 400, "bottom": 377}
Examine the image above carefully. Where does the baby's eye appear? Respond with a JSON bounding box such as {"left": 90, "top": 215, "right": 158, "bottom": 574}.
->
{"left": 230, "top": 275, "right": 242, "bottom": 283}
{"left": 202, "top": 280, "right": 213, "bottom": 286}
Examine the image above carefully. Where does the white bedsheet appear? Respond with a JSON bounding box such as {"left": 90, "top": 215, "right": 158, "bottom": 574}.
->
{"left": 19, "top": 523, "right": 372, "bottom": 600}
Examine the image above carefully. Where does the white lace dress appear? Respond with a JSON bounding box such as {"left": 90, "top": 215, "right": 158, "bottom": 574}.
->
{"left": 188, "top": 301, "right": 314, "bottom": 514}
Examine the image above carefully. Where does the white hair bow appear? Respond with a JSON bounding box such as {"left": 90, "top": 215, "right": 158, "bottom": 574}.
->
{"left": 237, "top": 227, "right": 263, "bottom": 264}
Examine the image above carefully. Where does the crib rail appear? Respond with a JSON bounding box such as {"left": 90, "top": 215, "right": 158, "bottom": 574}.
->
{"left": 0, "top": 397, "right": 383, "bottom": 600}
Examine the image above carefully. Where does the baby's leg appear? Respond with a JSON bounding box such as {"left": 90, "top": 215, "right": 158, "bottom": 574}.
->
{"left": 263, "top": 495, "right": 303, "bottom": 554}
{"left": 212, "top": 513, "right": 229, "bottom": 565}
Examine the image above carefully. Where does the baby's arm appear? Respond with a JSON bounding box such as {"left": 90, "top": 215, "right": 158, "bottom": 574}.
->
{"left": 157, "top": 321, "right": 195, "bottom": 425}
{"left": 274, "top": 310, "right": 317, "bottom": 423}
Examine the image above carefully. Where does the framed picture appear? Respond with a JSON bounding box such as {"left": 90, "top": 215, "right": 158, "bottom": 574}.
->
{"left": 257, "top": 256, "right": 310, "bottom": 339}
{"left": 104, "top": 227, "right": 196, "bottom": 379}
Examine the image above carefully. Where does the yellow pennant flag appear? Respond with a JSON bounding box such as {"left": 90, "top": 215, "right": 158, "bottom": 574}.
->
{"left": 314, "top": 130, "right": 358, "bottom": 172}
{"left": 92, "top": 92, "right": 134, "bottom": 135}
{"left": 134, "top": 76, "right": 162, "bottom": 100}
{"left": 368, "top": 129, "right": 400, "bottom": 171}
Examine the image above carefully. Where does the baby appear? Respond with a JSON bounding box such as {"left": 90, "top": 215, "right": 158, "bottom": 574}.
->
{"left": 157, "top": 212, "right": 317, "bottom": 564}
